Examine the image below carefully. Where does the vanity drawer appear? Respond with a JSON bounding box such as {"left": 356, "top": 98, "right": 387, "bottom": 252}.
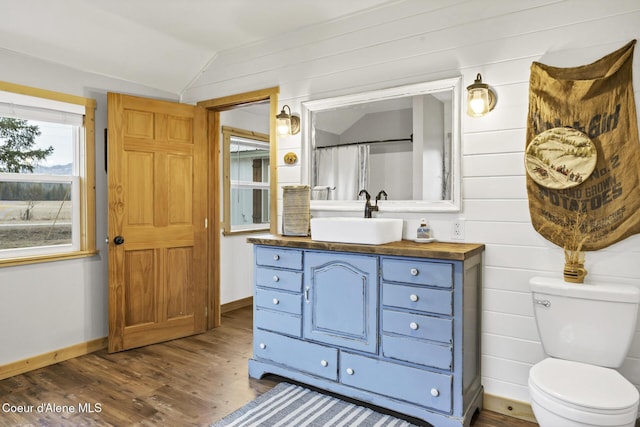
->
{"left": 256, "top": 288, "right": 301, "bottom": 315}
{"left": 254, "top": 329, "right": 337, "bottom": 380}
{"left": 382, "top": 309, "right": 452, "bottom": 344}
{"left": 382, "top": 283, "right": 452, "bottom": 315}
{"left": 256, "top": 246, "right": 303, "bottom": 270}
{"left": 255, "top": 308, "right": 301, "bottom": 337}
{"left": 256, "top": 267, "right": 302, "bottom": 292}
{"left": 382, "top": 334, "right": 452, "bottom": 371}
{"left": 340, "top": 352, "right": 452, "bottom": 413}
{"left": 381, "top": 258, "right": 453, "bottom": 288}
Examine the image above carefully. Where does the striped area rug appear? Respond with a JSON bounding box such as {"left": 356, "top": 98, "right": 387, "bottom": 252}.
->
{"left": 211, "top": 382, "right": 420, "bottom": 427}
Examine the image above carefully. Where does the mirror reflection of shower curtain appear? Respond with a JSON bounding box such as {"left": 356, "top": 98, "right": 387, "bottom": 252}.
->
{"left": 315, "top": 145, "right": 369, "bottom": 200}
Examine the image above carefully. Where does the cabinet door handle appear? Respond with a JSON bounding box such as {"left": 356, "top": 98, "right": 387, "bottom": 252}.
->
{"left": 259, "top": 343, "right": 266, "bottom": 349}
{"left": 320, "top": 360, "right": 328, "bottom": 367}
{"left": 409, "top": 322, "right": 419, "bottom": 330}
{"left": 273, "top": 254, "right": 280, "bottom": 261}
{"left": 410, "top": 268, "right": 419, "bottom": 276}
{"left": 430, "top": 388, "right": 440, "bottom": 397}
{"left": 272, "top": 275, "right": 279, "bottom": 282}
{"left": 305, "top": 287, "right": 310, "bottom": 303}
{"left": 272, "top": 298, "right": 279, "bottom": 305}
{"left": 409, "top": 294, "right": 419, "bottom": 302}
{"left": 346, "top": 368, "right": 355, "bottom": 375}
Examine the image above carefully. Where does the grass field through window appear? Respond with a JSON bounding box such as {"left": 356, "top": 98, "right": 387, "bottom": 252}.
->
{"left": 0, "top": 201, "right": 72, "bottom": 249}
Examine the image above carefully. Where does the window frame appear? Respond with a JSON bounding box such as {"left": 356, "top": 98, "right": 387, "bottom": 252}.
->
{"left": 221, "top": 125, "right": 270, "bottom": 235}
{"left": 0, "top": 81, "right": 97, "bottom": 267}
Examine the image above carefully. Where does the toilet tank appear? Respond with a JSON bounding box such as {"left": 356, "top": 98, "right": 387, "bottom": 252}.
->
{"left": 530, "top": 276, "right": 640, "bottom": 368}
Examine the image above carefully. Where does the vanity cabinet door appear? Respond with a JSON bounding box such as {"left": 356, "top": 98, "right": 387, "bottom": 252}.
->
{"left": 303, "top": 251, "right": 378, "bottom": 353}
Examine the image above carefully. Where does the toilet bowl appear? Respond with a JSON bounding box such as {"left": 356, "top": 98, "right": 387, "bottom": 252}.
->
{"left": 528, "top": 277, "right": 640, "bottom": 427}
{"left": 529, "top": 358, "right": 639, "bottom": 427}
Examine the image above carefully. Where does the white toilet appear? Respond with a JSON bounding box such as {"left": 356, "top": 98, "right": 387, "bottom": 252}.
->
{"left": 529, "top": 276, "right": 640, "bottom": 427}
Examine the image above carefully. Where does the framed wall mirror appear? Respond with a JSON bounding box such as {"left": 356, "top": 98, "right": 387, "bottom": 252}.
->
{"left": 302, "top": 77, "right": 462, "bottom": 213}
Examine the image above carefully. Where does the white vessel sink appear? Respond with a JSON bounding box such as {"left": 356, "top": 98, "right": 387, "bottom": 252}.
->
{"left": 310, "top": 217, "right": 403, "bottom": 245}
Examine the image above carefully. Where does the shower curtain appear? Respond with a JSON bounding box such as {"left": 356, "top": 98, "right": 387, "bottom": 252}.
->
{"left": 315, "top": 145, "right": 369, "bottom": 200}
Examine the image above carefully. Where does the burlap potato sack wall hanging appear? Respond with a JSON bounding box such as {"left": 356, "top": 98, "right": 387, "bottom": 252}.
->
{"left": 525, "top": 39, "right": 640, "bottom": 251}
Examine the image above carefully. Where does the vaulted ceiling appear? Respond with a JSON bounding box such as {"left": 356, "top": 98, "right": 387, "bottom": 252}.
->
{"left": 1, "top": 0, "right": 396, "bottom": 95}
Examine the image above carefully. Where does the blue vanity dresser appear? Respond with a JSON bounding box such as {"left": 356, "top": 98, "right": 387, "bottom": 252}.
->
{"left": 247, "top": 235, "right": 485, "bottom": 427}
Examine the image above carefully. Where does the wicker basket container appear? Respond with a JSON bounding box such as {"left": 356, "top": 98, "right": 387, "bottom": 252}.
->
{"left": 282, "top": 185, "right": 310, "bottom": 236}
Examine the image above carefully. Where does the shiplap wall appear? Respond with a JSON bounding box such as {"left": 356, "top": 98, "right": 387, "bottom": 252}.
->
{"left": 183, "top": 0, "right": 640, "bottom": 404}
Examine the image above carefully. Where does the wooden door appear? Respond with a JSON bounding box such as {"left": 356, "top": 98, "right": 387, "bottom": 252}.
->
{"left": 107, "top": 93, "right": 208, "bottom": 353}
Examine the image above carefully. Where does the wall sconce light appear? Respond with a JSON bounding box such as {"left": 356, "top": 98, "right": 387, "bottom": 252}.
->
{"left": 466, "top": 73, "right": 497, "bottom": 117}
{"left": 276, "top": 105, "right": 300, "bottom": 136}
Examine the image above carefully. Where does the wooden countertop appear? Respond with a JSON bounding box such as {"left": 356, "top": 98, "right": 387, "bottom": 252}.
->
{"left": 246, "top": 234, "right": 484, "bottom": 261}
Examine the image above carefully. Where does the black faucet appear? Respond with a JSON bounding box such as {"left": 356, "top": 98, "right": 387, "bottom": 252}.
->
{"left": 358, "top": 189, "right": 377, "bottom": 218}
{"left": 375, "top": 190, "right": 388, "bottom": 208}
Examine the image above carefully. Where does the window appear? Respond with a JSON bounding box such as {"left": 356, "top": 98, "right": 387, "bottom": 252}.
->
{"left": 222, "top": 126, "right": 270, "bottom": 234}
{"left": 0, "top": 81, "right": 96, "bottom": 265}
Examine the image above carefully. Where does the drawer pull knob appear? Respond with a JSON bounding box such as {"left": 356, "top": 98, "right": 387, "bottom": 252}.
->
{"left": 431, "top": 388, "right": 440, "bottom": 397}
{"left": 273, "top": 254, "right": 280, "bottom": 261}
{"left": 259, "top": 343, "right": 266, "bottom": 349}
{"left": 410, "top": 268, "right": 419, "bottom": 276}
{"left": 346, "top": 368, "right": 355, "bottom": 375}
{"left": 273, "top": 275, "right": 279, "bottom": 282}
{"left": 409, "top": 294, "right": 419, "bottom": 302}
{"left": 272, "top": 298, "right": 279, "bottom": 305}
{"left": 410, "top": 322, "right": 419, "bottom": 330}
{"left": 320, "top": 360, "right": 328, "bottom": 367}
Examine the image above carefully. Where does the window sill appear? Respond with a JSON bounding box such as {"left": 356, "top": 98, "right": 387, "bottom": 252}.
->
{"left": 222, "top": 227, "right": 270, "bottom": 237}
{"left": 0, "top": 249, "right": 99, "bottom": 268}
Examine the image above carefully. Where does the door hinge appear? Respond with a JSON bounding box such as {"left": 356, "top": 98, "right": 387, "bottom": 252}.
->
{"left": 204, "top": 218, "right": 208, "bottom": 229}
{"left": 205, "top": 306, "right": 208, "bottom": 317}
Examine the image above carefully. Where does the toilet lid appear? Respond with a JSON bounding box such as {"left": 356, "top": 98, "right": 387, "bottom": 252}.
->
{"left": 530, "top": 358, "right": 639, "bottom": 411}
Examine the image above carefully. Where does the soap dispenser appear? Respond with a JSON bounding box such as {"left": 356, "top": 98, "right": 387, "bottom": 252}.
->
{"left": 417, "top": 218, "right": 432, "bottom": 240}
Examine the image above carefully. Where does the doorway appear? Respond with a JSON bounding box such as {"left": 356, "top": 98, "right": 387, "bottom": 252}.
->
{"left": 198, "top": 87, "right": 279, "bottom": 328}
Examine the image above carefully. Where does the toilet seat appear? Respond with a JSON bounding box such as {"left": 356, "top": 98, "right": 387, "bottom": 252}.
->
{"left": 529, "top": 358, "right": 639, "bottom": 426}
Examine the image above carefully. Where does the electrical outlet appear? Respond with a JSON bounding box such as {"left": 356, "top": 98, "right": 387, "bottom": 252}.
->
{"left": 452, "top": 220, "right": 465, "bottom": 240}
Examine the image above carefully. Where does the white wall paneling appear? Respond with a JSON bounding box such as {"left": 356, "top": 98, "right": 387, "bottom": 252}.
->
{"left": 483, "top": 311, "right": 539, "bottom": 342}
{"left": 482, "top": 334, "right": 544, "bottom": 365}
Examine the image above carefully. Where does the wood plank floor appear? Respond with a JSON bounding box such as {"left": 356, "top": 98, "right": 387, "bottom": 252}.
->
{"left": 0, "top": 306, "right": 537, "bottom": 427}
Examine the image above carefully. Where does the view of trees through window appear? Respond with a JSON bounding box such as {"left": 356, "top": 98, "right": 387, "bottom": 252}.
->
{"left": 0, "top": 117, "right": 75, "bottom": 251}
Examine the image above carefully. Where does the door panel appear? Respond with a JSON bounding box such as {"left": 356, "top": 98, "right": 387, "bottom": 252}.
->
{"left": 166, "top": 246, "right": 194, "bottom": 319}
{"left": 126, "top": 152, "right": 154, "bottom": 225}
{"left": 108, "top": 92, "right": 207, "bottom": 353}
{"left": 168, "top": 155, "right": 193, "bottom": 224}
{"left": 124, "top": 249, "right": 155, "bottom": 326}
